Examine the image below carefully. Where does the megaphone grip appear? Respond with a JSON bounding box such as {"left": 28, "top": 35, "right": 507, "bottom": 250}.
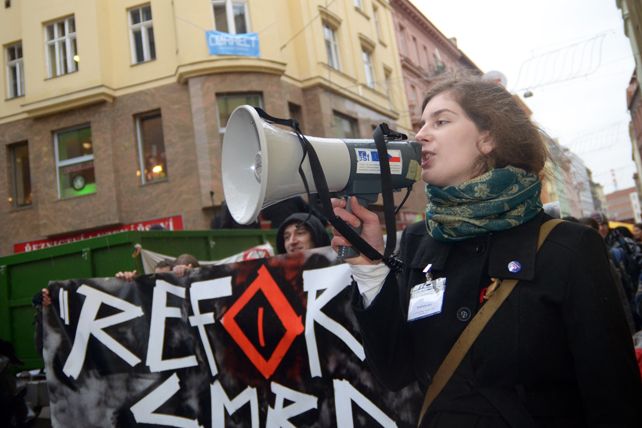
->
{"left": 337, "top": 197, "right": 363, "bottom": 260}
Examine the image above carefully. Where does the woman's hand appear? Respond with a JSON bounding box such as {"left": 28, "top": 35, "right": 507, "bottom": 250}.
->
{"left": 331, "top": 196, "right": 385, "bottom": 265}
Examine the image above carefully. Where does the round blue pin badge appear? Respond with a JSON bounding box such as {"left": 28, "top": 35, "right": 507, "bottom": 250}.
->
{"left": 507, "top": 260, "right": 522, "bottom": 273}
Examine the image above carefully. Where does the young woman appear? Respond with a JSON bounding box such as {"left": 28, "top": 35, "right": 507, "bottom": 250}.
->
{"left": 332, "top": 75, "right": 642, "bottom": 427}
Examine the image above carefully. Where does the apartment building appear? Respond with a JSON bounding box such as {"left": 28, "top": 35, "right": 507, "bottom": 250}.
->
{"left": 0, "top": 0, "right": 410, "bottom": 255}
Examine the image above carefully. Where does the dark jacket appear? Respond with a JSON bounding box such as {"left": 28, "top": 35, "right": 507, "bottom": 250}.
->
{"left": 276, "top": 213, "right": 330, "bottom": 254}
{"left": 353, "top": 213, "right": 642, "bottom": 427}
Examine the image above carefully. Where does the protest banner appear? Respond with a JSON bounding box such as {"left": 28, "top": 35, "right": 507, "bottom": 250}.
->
{"left": 43, "top": 251, "right": 421, "bottom": 427}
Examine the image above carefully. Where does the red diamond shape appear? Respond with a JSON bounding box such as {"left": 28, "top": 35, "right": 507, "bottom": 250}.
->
{"left": 221, "top": 265, "right": 304, "bottom": 379}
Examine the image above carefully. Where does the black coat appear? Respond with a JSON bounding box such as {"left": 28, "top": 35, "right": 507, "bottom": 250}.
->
{"left": 353, "top": 213, "right": 642, "bottom": 427}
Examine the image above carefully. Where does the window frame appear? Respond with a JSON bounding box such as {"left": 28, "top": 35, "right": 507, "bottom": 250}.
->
{"left": 53, "top": 124, "right": 95, "bottom": 199}
{"left": 7, "top": 141, "right": 31, "bottom": 208}
{"left": 361, "top": 47, "right": 375, "bottom": 88}
{"left": 211, "top": 0, "right": 250, "bottom": 34}
{"left": 134, "top": 110, "right": 167, "bottom": 185}
{"left": 323, "top": 21, "right": 340, "bottom": 70}
{"left": 5, "top": 42, "right": 24, "bottom": 98}
{"left": 128, "top": 4, "right": 156, "bottom": 64}
{"left": 44, "top": 16, "right": 78, "bottom": 78}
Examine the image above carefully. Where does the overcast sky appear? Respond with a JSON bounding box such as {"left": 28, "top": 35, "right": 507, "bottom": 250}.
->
{"left": 410, "top": 0, "right": 636, "bottom": 194}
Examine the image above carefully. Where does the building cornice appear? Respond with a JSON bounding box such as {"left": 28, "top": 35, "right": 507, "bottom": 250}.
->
{"left": 175, "top": 58, "right": 287, "bottom": 84}
{"left": 21, "top": 85, "right": 115, "bottom": 118}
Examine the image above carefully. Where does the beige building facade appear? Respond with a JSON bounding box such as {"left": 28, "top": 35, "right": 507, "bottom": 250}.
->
{"left": 1, "top": 0, "right": 411, "bottom": 255}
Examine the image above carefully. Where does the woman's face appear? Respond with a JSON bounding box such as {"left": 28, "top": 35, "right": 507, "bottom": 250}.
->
{"left": 415, "top": 91, "right": 494, "bottom": 187}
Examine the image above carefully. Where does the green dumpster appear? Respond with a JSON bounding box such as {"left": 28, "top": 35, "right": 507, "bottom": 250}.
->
{"left": 0, "top": 229, "right": 277, "bottom": 370}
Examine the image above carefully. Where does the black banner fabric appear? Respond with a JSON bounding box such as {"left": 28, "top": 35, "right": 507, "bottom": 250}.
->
{"left": 43, "top": 252, "right": 421, "bottom": 427}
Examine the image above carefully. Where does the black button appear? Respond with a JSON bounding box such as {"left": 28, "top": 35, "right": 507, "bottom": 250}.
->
{"left": 456, "top": 307, "right": 472, "bottom": 322}
{"left": 475, "top": 243, "right": 486, "bottom": 254}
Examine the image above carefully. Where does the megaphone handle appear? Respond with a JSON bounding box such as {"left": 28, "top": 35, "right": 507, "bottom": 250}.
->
{"left": 337, "top": 196, "right": 365, "bottom": 260}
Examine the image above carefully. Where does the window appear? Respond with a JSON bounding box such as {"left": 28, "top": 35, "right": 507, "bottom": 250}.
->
{"left": 354, "top": 0, "right": 362, "bottom": 8}
{"left": 212, "top": 0, "right": 249, "bottom": 34}
{"left": 323, "top": 22, "right": 340, "bottom": 70}
{"left": 362, "top": 47, "right": 375, "bottom": 88}
{"left": 333, "top": 111, "right": 359, "bottom": 138}
{"left": 7, "top": 142, "right": 31, "bottom": 207}
{"left": 433, "top": 48, "right": 445, "bottom": 74}
{"left": 373, "top": 5, "right": 382, "bottom": 41}
{"left": 288, "top": 102, "right": 304, "bottom": 130}
{"left": 6, "top": 42, "right": 24, "bottom": 98}
{"left": 384, "top": 67, "right": 393, "bottom": 101}
{"left": 45, "top": 16, "right": 78, "bottom": 78}
{"left": 423, "top": 45, "right": 429, "bottom": 69}
{"left": 129, "top": 4, "right": 156, "bottom": 64}
{"left": 135, "top": 111, "right": 167, "bottom": 184}
{"left": 398, "top": 25, "right": 407, "bottom": 52}
{"left": 409, "top": 84, "right": 417, "bottom": 107}
{"left": 54, "top": 125, "right": 96, "bottom": 199}
{"left": 412, "top": 36, "right": 420, "bottom": 64}
{"left": 217, "top": 92, "right": 263, "bottom": 132}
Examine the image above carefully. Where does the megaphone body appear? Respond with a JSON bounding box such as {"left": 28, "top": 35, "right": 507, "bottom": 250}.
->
{"left": 222, "top": 105, "right": 421, "bottom": 224}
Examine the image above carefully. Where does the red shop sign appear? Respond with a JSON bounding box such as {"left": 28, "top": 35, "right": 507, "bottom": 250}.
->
{"left": 13, "top": 215, "right": 184, "bottom": 253}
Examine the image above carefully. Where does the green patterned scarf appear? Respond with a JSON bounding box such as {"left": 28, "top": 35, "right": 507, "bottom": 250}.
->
{"left": 425, "top": 166, "right": 542, "bottom": 242}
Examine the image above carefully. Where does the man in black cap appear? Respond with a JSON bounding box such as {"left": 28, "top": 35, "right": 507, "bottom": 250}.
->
{"left": 276, "top": 213, "right": 330, "bottom": 255}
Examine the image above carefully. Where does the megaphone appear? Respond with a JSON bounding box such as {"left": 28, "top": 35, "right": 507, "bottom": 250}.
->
{"left": 222, "top": 105, "right": 421, "bottom": 224}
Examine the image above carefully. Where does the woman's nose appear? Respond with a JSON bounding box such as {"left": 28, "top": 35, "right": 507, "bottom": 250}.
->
{"left": 415, "top": 124, "right": 431, "bottom": 143}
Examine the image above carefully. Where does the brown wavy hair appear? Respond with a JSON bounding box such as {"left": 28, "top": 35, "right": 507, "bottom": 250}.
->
{"left": 421, "top": 74, "right": 548, "bottom": 175}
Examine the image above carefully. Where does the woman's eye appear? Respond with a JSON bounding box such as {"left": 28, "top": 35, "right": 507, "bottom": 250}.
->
{"left": 434, "top": 119, "right": 448, "bottom": 127}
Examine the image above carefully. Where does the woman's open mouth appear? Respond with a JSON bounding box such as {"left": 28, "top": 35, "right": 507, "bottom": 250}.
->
{"left": 421, "top": 151, "right": 435, "bottom": 168}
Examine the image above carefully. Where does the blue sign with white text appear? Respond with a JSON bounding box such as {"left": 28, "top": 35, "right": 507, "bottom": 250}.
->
{"left": 206, "top": 31, "right": 260, "bottom": 57}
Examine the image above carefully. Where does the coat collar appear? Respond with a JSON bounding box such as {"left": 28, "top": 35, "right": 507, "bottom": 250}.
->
{"left": 408, "top": 212, "right": 547, "bottom": 281}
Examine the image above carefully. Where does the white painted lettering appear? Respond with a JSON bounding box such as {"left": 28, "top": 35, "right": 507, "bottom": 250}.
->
{"left": 146, "top": 280, "right": 197, "bottom": 372}
{"left": 188, "top": 277, "right": 232, "bottom": 376}
{"left": 303, "top": 265, "right": 365, "bottom": 378}
{"left": 62, "top": 285, "right": 144, "bottom": 379}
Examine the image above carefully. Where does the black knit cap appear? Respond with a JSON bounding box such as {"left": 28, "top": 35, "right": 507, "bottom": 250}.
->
{"left": 276, "top": 213, "right": 331, "bottom": 254}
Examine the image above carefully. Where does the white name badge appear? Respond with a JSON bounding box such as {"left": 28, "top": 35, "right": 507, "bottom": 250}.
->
{"left": 407, "top": 277, "right": 446, "bottom": 321}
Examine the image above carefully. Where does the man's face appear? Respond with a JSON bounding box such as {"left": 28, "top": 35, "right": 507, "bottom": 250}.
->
{"left": 283, "top": 223, "right": 313, "bottom": 254}
{"left": 598, "top": 222, "right": 609, "bottom": 238}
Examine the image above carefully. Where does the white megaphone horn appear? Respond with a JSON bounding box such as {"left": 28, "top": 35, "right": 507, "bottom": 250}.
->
{"left": 222, "top": 105, "right": 421, "bottom": 225}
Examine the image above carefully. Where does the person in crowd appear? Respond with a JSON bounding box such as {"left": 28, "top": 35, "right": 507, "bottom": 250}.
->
{"left": 579, "top": 216, "right": 637, "bottom": 332}
{"left": 171, "top": 253, "right": 200, "bottom": 277}
{"left": 578, "top": 216, "right": 599, "bottom": 230}
{"left": 276, "top": 213, "right": 331, "bottom": 255}
{"left": 591, "top": 212, "right": 642, "bottom": 329}
{"left": 115, "top": 259, "right": 174, "bottom": 281}
{"left": 633, "top": 223, "right": 642, "bottom": 245}
{"left": 331, "top": 74, "right": 642, "bottom": 426}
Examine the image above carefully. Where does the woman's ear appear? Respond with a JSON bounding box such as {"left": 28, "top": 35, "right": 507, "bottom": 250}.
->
{"left": 478, "top": 132, "right": 495, "bottom": 155}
